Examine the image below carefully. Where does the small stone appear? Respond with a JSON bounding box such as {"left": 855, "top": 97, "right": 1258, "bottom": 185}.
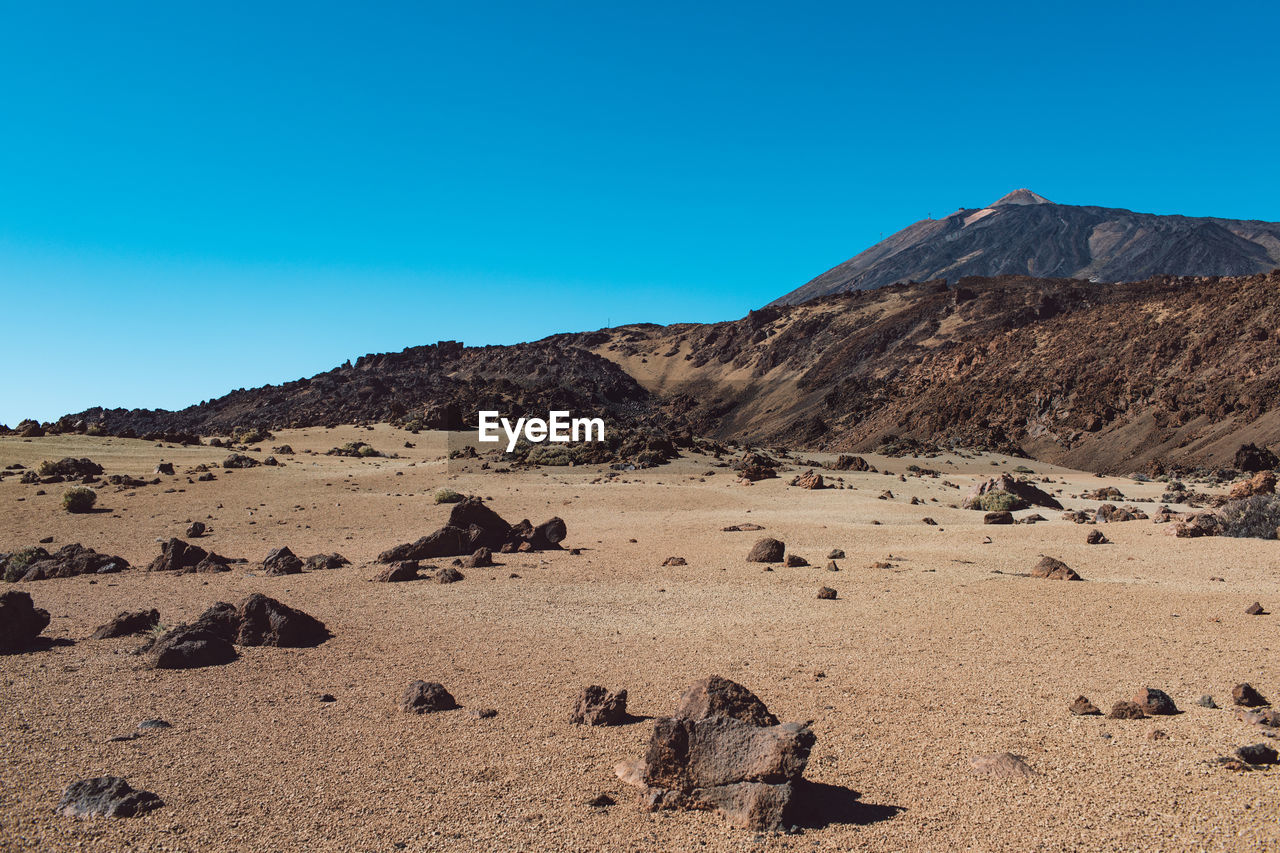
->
{"left": 137, "top": 719, "right": 171, "bottom": 730}
{"left": 1086, "top": 529, "right": 1109, "bottom": 545}
{"left": 784, "top": 554, "right": 809, "bottom": 567}
{"left": 588, "top": 793, "right": 616, "bottom": 807}
{"left": 662, "top": 557, "right": 687, "bottom": 566}
{"left": 970, "top": 753, "right": 1034, "bottom": 779}
{"left": 468, "top": 707, "right": 498, "bottom": 719}
{"left": 400, "top": 680, "right": 458, "bottom": 714}
{"left": 1245, "top": 601, "right": 1267, "bottom": 615}
{"left": 1069, "top": 696, "right": 1101, "bottom": 716}
{"left": 186, "top": 521, "right": 206, "bottom": 538}
{"left": 983, "top": 511, "right": 1014, "bottom": 525}
{"left": 1108, "top": 701, "right": 1146, "bottom": 720}
{"left": 1196, "top": 695, "right": 1219, "bottom": 709}
{"left": 436, "top": 566, "right": 464, "bottom": 584}
{"left": 817, "top": 586, "right": 837, "bottom": 600}
{"left": 1031, "top": 556, "right": 1082, "bottom": 581}
{"left": 374, "top": 561, "right": 419, "bottom": 582}
{"left": 827, "top": 549, "right": 845, "bottom": 559}
{"left": 1147, "top": 729, "right": 1169, "bottom": 741}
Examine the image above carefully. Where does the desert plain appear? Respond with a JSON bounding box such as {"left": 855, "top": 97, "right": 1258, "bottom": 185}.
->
{"left": 2, "top": 424, "right": 1278, "bottom": 852}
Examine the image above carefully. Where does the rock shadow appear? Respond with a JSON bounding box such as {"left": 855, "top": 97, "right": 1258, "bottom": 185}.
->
{"left": 788, "top": 780, "right": 904, "bottom": 829}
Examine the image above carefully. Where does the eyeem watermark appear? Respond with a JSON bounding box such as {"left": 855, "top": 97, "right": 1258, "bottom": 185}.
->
{"left": 477, "top": 410, "right": 605, "bottom": 452}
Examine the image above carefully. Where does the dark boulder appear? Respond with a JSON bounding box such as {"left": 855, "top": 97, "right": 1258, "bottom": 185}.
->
{"left": 1233, "top": 683, "right": 1270, "bottom": 708}
{"left": 57, "top": 776, "right": 163, "bottom": 818}
{"left": 0, "top": 590, "right": 51, "bottom": 651}
{"left": 305, "top": 553, "right": 350, "bottom": 570}
{"left": 1235, "top": 443, "right": 1279, "bottom": 473}
{"left": 746, "top": 538, "right": 785, "bottom": 563}
{"left": 222, "top": 453, "right": 259, "bottom": 469}
{"left": 374, "top": 561, "right": 420, "bottom": 582}
{"left": 145, "top": 624, "right": 237, "bottom": 669}
{"left": 1031, "top": 556, "right": 1082, "bottom": 581}
{"left": 231, "top": 594, "right": 330, "bottom": 647}
{"left": 261, "top": 546, "right": 303, "bottom": 576}
{"left": 1134, "top": 688, "right": 1178, "bottom": 715}
{"left": 91, "top": 609, "right": 160, "bottom": 639}
{"left": 570, "top": 685, "right": 629, "bottom": 725}
{"left": 401, "top": 680, "right": 458, "bottom": 713}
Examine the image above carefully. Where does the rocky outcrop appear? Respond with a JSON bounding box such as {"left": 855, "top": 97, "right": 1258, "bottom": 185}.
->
{"left": 377, "top": 499, "right": 567, "bottom": 562}
{"left": 143, "top": 593, "right": 328, "bottom": 668}
{"left": 962, "top": 474, "right": 1063, "bottom": 512}
{"left": 4, "top": 543, "right": 130, "bottom": 582}
{"left": 147, "top": 539, "right": 230, "bottom": 573}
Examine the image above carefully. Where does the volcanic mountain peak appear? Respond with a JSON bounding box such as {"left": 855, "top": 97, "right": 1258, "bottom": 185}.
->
{"left": 772, "top": 193, "right": 1280, "bottom": 305}
{"left": 990, "top": 188, "right": 1052, "bottom": 206}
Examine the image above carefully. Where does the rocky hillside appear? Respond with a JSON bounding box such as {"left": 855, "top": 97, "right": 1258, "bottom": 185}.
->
{"left": 773, "top": 190, "right": 1280, "bottom": 305}
{"left": 24, "top": 271, "right": 1280, "bottom": 473}
{"left": 560, "top": 271, "right": 1280, "bottom": 472}
{"left": 43, "top": 341, "right": 663, "bottom": 440}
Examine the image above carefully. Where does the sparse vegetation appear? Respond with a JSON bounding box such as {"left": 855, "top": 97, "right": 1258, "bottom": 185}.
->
{"left": 231, "top": 426, "right": 272, "bottom": 444}
{"left": 978, "top": 491, "right": 1017, "bottom": 513}
{"left": 1013, "top": 465, "right": 1034, "bottom": 474}
{"left": 61, "top": 487, "right": 97, "bottom": 513}
{"left": 327, "top": 441, "right": 383, "bottom": 458}
{"left": 434, "top": 488, "right": 464, "bottom": 504}
{"left": 2, "top": 547, "right": 51, "bottom": 582}
{"left": 1218, "top": 495, "right": 1280, "bottom": 540}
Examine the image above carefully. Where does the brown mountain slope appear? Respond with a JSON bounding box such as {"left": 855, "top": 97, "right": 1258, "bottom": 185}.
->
{"left": 558, "top": 271, "right": 1280, "bottom": 472}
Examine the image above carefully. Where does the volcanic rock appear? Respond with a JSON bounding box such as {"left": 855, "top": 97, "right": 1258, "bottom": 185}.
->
{"left": 9, "top": 543, "right": 130, "bottom": 581}
{"left": 784, "top": 554, "right": 808, "bottom": 567}
{"left": 231, "top": 594, "right": 330, "bottom": 647}
{"left": 147, "top": 538, "right": 229, "bottom": 573}
{"left": 1229, "top": 471, "right": 1277, "bottom": 500}
{"left": 40, "top": 457, "right": 104, "bottom": 478}
{"left": 1245, "top": 601, "right": 1267, "bottom": 615}
{"left": 832, "top": 455, "right": 873, "bottom": 472}
{"left": 1069, "top": 696, "right": 1101, "bottom": 716}
{"left": 91, "top": 609, "right": 159, "bottom": 639}
{"left": 983, "top": 511, "right": 1014, "bottom": 524}
{"left": 662, "top": 557, "right": 687, "bottom": 566}
{"left": 436, "top": 566, "right": 464, "bottom": 584}
{"left": 305, "top": 553, "right": 350, "bottom": 570}
{"left": 261, "top": 546, "right": 303, "bottom": 576}
{"left": 570, "top": 685, "right": 629, "bottom": 725}
{"left": 1086, "top": 529, "right": 1109, "bottom": 545}
{"left": 154, "top": 462, "right": 175, "bottom": 476}
{"left": 374, "top": 561, "right": 420, "bottom": 582}
{"left": 1236, "top": 744, "right": 1279, "bottom": 765}
{"left": 1134, "top": 688, "right": 1178, "bottom": 715}
{"left": 617, "top": 676, "right": 812, "bottom": 830}
{"left": 827, "top": 549, "right": 845, "bottom": 559}
{"left": 746, "top": 538, "right": 785, "bottom": 563}
{"left": 1031, "top": 556, "right": 1082, "bottom": 581}
{"left": 145, "top": 624, "right": 237, "bottom": 669}
{"left": 963, "top": 474, "right": 1063, "bottom": 512}
{"left": 185, "top": 521, "right": 206, "bottom": 538}
{"left": 1232, "top": 683, "right": 1270, "bottom": 708}
{"left": 1108, "top": 701, "right": 1146, "bottom": 720}
{"left": 57, "top": 777, "right": 163, "bottom": 818}
{"left": 401, "top": 680, "right": 458, "bottom": 713}
{"left": 222, "top": 453, "right": 259, "bottom": 469}
{"left": 788, "top": 470, "right": 824, "bottom": 489}
{"left": 817, "top": 586, "right": 837, "bottom": 599}
{"left": 1234, "top": 443, "right": 1279, "bottom": 472}
{"left": 0, "top": 590, "right": 51, "bottom": 652}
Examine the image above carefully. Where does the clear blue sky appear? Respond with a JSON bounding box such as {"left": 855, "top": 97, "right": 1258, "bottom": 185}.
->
{"left": 3, "top": 0, "right": 1278, "bottom": 425}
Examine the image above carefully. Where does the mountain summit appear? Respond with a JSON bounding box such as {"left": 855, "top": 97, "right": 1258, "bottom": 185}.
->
{"left": 772, "top": 193, "right": 1280, "bottom": 305}
{"left": 990, "top": 188, "right": 1051, "bottom": 206}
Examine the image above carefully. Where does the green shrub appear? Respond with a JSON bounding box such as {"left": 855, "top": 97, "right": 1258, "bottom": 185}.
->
{"left": 434, "top": 488, "right": 464, "bottom": 504}
{"left": 62, "top": 487, "right": 97, "bottom": 513}
{"left": 326, "top": 441, "right": 383, "bottom": 458}
{"left": 1013, "top": 465, "right": 1034, "bottom": 474}
{"left": 1219, "top": 495, "right": 1280, "bottom": 540}
{"left": 2, "top": 546, "right": 51, "bottom": 582}
{"left": 978, "top": 490, "right": 1017, "bottom": 512}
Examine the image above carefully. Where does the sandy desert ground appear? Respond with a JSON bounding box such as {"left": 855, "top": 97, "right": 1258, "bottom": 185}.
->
{"left": 2, "top": 424, "right": 1279, "bottom": 851}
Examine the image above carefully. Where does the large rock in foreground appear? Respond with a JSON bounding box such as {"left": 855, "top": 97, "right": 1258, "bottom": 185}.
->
{"left": 0, "top": 590, "right": 51, "bottom": 652}
{"left": 616, "top": 676, "right": 814, "bottom": 830}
